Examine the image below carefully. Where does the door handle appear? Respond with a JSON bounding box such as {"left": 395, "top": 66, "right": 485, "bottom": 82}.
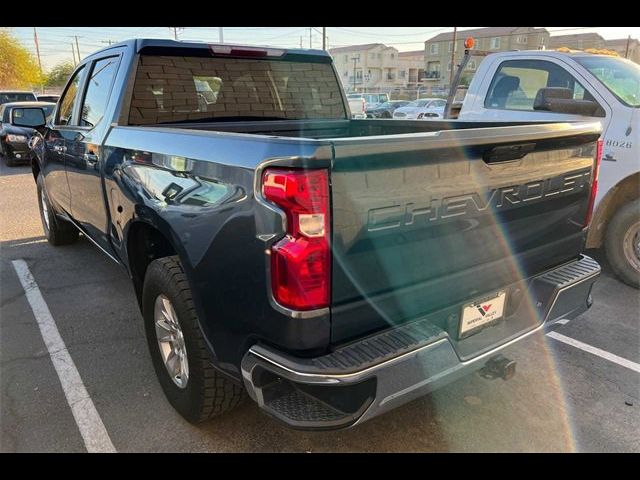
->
{"left": 84, "top": 152, "right": 99, "bottom": 164}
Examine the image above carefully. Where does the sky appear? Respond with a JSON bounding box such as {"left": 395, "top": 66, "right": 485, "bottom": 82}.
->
{"left": 8, "top": 26, "right": 640, "bottom": 71}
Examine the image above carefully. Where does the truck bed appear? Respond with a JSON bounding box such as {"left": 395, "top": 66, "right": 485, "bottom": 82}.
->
{"left": 147, "top": 118, "right": 557, "bottom": 139}
{"left": 107, "top": 118, "right": 601, "bottom": 352}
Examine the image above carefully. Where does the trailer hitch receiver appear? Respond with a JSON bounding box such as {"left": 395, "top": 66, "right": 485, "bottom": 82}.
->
{"left": 480, "top": 354, "right": 516, "bottom": 381}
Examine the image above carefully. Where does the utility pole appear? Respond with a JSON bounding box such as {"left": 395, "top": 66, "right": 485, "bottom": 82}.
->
{"left": 322, "top": 27, "right": 326, "bottom": 50}
{"left": 74, "top": 35, "right": 81, "bottom": 63}
{"left": 218, "top": 27, "right": 224, "bottom": 43}
{"left": 449, "top": 26, "right": 457, "bottom": 91}
{"left": 101, "top": 40, "right": 114, "bottom": 46}
{"left": 169, "top": 27, "right": 182, "bottom": 40}
{"left": 625, "top": 35, "right": 631, "bottom": 58}
{"left": 33, "top": 27, "right": 43, "bottom": 93}
{"left": 300, "top": 36, "right": 303, "bottom": 48}
{"left": 351, "top": 56, "right": 359, "bottom": 92}
{"left": 309, "top": 27, "right": 312, "bottom": 49}
{"left": 71, "top": 42, "right": 77, "bottom": 66}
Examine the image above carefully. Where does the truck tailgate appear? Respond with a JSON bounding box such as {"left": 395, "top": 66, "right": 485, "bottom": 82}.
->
{"left": 329, "top": 122, "right": 601, "bottom": 346}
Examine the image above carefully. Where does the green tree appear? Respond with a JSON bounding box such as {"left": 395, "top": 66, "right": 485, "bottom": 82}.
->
{"left": 45, "top": 62, "right": 75, "bottom": 88}
{"left": 0, "top": 28, "right": 43, "bottom": 89}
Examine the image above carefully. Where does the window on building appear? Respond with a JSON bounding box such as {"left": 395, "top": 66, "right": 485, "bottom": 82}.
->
{"left": 447, "top": 62, "right": 452, "bottom": 71}
{"left": 491, "top": 37, "right": 501, "bottom": 49}
{"left": 344, "top": 55, "right": 348, "bottom": 62}
{"left": 448, "top": 42, "right": 453, "bottom": 53}
{"left": 484, "top": 59, "right": 599, "bottom": 112}
{"left": 467, "top": 60, "right": 476, "bottom": 70}
{"left": 517, "top": 36, "right": 528, "bottom": 45}
{"left": 429, "top": 43, "right": 438, "bottom": 55}
{"left": 370, "top": 53, "right": 375, "bottom": 59}
{"left": 400, "top": 70, "right": 406, "bottom": 78}
{"left": 377, "top": 53, "right": 381, "bottom": 59}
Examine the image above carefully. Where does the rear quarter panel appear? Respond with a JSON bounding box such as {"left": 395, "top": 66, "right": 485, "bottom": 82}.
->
{"left": 101, "top": 126, "right": 334, "bottom": 376}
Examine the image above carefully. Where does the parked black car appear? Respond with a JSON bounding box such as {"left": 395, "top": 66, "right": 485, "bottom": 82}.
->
{"left": 365, "top": 100, "right": 410, "bottom": 118}
{"left": 0, "top": 90, "right": 37, "bottom": 105}
{"left": 37, "top": 94, "right": 60, "bottom": 103}
{"left": 0, "top": 102, "right": 54, "bottom": 166}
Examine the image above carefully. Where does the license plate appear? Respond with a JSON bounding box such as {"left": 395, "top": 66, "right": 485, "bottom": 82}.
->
{"left": 459, "top": 291, "right": 507, "bottom": 338}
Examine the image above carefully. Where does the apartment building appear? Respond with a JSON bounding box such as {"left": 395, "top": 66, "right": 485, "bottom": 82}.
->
{"left": 549, "top": 33, "right": 607, "bottom": 50}
{"left": 604, "top": 38, "right": 640, "bottom": 64}
{"left": 549, "top": 33, "right": 640, "bottom": 64}
{"left": 423, "top": 27, "right": 550, "bottom": 90}
{"left": 328, "top": 43, "right": 425, "bottom": 93}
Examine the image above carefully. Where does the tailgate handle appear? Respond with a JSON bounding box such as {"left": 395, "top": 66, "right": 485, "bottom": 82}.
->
{"left": 483, "top": 143, "right": 535, "bottom": 164}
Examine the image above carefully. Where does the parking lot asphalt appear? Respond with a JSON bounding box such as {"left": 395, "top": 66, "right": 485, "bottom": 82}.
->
{"left": 1, "top": 161, "right": 639, "bottom": 452}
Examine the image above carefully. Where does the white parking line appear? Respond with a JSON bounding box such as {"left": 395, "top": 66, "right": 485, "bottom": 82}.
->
{"left": 547, "top": 330, "right": 640, "bottom": 374}
{"left": 11, "top": 259, "right": 116, "bottom": 453}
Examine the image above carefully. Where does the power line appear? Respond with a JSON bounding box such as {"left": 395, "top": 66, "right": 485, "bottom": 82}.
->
{"left": 333, "top": 27, "right": 451, "bottom": 38}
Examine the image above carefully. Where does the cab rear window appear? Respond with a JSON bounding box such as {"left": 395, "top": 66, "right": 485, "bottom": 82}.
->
{"left": 128, "top": 55, "right": 347, "bottom": 125}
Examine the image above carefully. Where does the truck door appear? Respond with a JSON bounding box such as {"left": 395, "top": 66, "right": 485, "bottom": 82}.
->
{"left": 462, "top": 56, "right": 612, "bottom": 131}
{"left": 64, "top": 55, "right": 121, "bottom": 254}
{"left": 43, "top": 64, "right": 87, "bottom": 216}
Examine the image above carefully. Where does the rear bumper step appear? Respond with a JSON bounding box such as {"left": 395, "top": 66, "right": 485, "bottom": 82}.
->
{"left": 241, "top": 255, "right": 600, "bottom": 430}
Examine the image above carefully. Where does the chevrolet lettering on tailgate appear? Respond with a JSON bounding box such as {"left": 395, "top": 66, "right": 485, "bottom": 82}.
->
{"left": 367, "top": 169, "right": 592, "bottom": 232}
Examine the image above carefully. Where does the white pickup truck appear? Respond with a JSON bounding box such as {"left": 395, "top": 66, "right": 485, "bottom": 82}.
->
{"left": 452, "top": 49, "right": 639, "bottom": 288}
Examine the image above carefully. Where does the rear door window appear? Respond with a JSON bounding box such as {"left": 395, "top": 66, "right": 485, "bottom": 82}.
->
{"left": 79, "top": 56, "right": 120, "bottom": 128}
{"left": 56, "top": 66, "right": 86, "bottom": 126}
{"left": 485, "top": 59, "right": 594, "bottom": 111}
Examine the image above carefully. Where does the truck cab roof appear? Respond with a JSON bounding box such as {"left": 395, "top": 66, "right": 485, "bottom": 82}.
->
{"left": 86, "top": 38, "right": 331, "bottom": 62}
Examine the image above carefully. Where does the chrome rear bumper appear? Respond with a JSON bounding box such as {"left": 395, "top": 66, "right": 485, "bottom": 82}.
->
{"left": 241, "top": 255, "right": 600, "bottom": 430}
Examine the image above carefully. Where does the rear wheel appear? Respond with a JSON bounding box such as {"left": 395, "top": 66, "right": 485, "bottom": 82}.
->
{"left": 605, "top": 200, "right": 640, "bottom": 289}
{"left": 142, "top": 256, "right": 244, "bottom": 423}
{"left": 36, "top": 174, "right": 79, "bottom": 246}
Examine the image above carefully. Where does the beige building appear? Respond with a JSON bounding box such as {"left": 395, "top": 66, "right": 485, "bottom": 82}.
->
{"left": 329, "top": 43, "right": 425, "bottom": 93}
{"left": 605, "top": 38, "right": 640, "bottom": 64}
{"left": 548, "top": 33, "right": 640, "bottom": 64}
{"left": 549, "top": 33, "right": 606, "bottom": 50}
{"left": 423, "top": 27, "right": 550, "bottom": 91}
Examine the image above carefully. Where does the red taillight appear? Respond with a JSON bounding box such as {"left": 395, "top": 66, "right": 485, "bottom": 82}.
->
{"left": 584, "top": 138, "right": 603, "bottom": 227}
{"left": 262, "top": 168, "right": 330, "bottom": 310}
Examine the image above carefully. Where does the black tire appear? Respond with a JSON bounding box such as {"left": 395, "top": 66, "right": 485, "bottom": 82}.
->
{"left": 605, "top": 200, "right": 640, "bottom": 289}
{"left": 142, "top": 256, "right": 244, "bottom": 423}
{"left": 36, "top": 173, "right": 79, "bottom": 246}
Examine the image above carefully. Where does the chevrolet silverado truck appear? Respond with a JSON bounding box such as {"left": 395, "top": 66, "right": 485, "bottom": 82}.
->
{"left": 29, "top": 39, "right": 602, "bottom": 430}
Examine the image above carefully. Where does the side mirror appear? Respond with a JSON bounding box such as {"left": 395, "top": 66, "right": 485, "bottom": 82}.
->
{"left": 11, "top": 107, "right": 46, "bottom": 128}
{"left": 534, "top": 87, "right": 605, "bottom": 117}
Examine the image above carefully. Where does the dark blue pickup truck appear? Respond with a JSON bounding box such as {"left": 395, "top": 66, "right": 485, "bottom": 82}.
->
{"left": 29, "top": 39, "right": 603, "bottom": 429}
